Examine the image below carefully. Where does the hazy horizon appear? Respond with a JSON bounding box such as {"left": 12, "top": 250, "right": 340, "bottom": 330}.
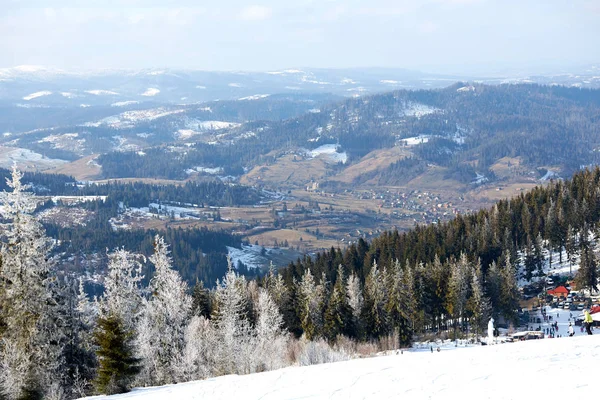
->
{"left": 2, "top": 0, "right": 599, "bottom": 75}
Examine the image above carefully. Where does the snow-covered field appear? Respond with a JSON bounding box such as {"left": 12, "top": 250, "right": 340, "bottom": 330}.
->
{"left": 0, "top": 146, "right": 67, "bottom": 170}
{"left": 85, "top": 334, "right": 600, "bottom": 399}
{"left": 227, "top": 244, "right": 270, "bottom": 270}
{"left": 307, "top": 144, "right": 348, "bottom": 164}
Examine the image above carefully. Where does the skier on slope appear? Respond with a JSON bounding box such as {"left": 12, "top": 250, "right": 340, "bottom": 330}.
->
{"left": 584, "top": 309, "right": 594, "bottom": 335}
{"left": 568, "top": 322, "right": 574, "bottom": 337}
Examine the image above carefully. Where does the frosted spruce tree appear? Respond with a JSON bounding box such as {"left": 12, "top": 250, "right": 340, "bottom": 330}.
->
{"left": 94, "top": 248, "right": 145, "bottom": 394}
{"left": 0, "top": 166, "right": 64, "bottom": 399}
{"left": 297, "top": 268, "right": 324, "bottom": 340}
{"left": 212, "top": 260, "right": 255, "bottom": 375}
{"left": 136, "top": 235, "right": 191, "bottom": 386}
{"left": 254, "top": 288, "right": 287, "bottom": 371}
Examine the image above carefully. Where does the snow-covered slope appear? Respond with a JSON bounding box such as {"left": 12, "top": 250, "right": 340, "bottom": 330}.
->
{"left": 85, "top": 334, "right": 600, "bottom": 399}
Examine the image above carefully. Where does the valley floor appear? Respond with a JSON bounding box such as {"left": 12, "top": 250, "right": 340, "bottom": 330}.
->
{"left": 86, "top": 331, "right": 599, "bottom": 400}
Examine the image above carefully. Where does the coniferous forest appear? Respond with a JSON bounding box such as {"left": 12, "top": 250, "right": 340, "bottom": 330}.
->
{"left": 3, "top": 164, "right": 600, "bottom": 398}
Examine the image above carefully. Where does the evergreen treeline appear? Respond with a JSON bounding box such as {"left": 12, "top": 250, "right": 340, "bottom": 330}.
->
{"left": 275, "top": 167, "right": 600, "bottom": 344}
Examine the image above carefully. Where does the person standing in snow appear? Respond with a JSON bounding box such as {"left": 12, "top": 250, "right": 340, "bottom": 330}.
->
{"left": 568, "top": 323, "right": 574, "bottom": 337}
{"left": 584, "top": 309, "right": 594, "bottom": 335}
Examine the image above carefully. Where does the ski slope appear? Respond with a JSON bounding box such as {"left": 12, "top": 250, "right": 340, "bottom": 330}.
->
{"left": 85, "top": 333, "right": 600, "bottom": 400}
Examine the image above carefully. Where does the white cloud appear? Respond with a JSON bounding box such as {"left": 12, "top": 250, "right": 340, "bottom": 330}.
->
{"left": 238, "top": 5, "right": 273, "bottom": 21}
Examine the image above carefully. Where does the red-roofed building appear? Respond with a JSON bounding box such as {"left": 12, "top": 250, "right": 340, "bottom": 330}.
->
{"left": 547, "top": 286, "right": 569, "bottom": 298}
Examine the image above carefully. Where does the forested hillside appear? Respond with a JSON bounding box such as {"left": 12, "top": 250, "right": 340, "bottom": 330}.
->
{"left": 96, "top": 84, "right": 600, "bottom": 181}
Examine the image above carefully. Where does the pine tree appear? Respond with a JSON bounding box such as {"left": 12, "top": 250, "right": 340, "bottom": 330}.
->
{"left": 297, "top": 268, "right": 324, "bottom": 340}
{"left": 101, "top": 248, "right": 145, "bottom": 333}
{"left": 446, "top": 254, "right": 470, "bottom": 344}
{"left": 385, "top": 260, "right": 415, "bottom": 346}
{"left": 499, "top": 252, "right": 520, "bottom": 325}
{"left": 575, "top": 240, "right": 599, "bottom": 294}
{"left": 0, "top": 166, "right": 64, "bottom": 398}
{"left": 254, "top": 288, "right": 287, "bottom": 371}
{"left": 361, "top": 261, "right": 389, "bottom": 339}
{"left": 467, "top": 259, "right": 491, "bottom": 341}
{"left": 191, "top": 280, "right": 211, "bottom": 319}
{"left": 323, "top": 265, "right": 353, "bottom": 342}
{"left": 346, "top": 272, "right": 363, "bottom": 338}
{"left": 94, "top": 314, "right": 141, "bottom": 395}
{"left": 212, "top": 261, "right": 254, "bottom": 375}
{"left": 136, "top": 235, "right": 192, "bottom": 386}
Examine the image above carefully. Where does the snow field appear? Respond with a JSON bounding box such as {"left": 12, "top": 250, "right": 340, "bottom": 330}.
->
{"left": 85, "top": 335, "right": 600, "bottom": 399}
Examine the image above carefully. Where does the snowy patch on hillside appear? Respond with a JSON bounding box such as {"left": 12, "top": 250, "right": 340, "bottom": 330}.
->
{"left": 402, "top": 135, "right": 430, "bottom": 145}
{"left": 195, "top": 85, "right": 206, "bottom": 89}
{"left": 540, "top": 170, "right": 561, "bottom": 181}
{"left": 80, "top": 104, "right": 90, "bottom": 108}
{"left": 228, "top": 83, "right": 243, "bottom": 88}
{"left": 85, "top": 89, "right": 119, "bottom": 96}
{"left": 457, "top": 85, "right": 475, "bottom": 92}
{"left": 38, "top": 133, "right": 86, "bottom": 153}
{"left": 307, "top": 144, "right": 348, "bottom": 164}
{"left": 0, "top": 146, "right": 67, "bottom": 169}
{"left": 238, "top": 94, "right": 270, "bottom": 101}
{"left": 141, "top": 88, "right": 160, "bottom": 97}
{"left": 380, "top": 79, "right": 401, "bottom": 84}
{"left": 185, "top": 166, "right": 223, "bottom": 175}
{"left": 176, "top": 120, "right": 240, "bottom": 139}
{"left": 23, "top": 91, "right": 52, "bottom": 100}
{"left": 111, "top": 101, "right": 139, "bottom": 107}
{"left": 472, "top": 173, "right": 488, "bottom": 185}
{"left": 227, "top": 244, "right": 269, "bottom": 270}
{"left": 186, "top": 120, "right": 240, "bottom": 131}
{"left": 82, "top": 335, "right": 600, "bottom": 400}
{"left": 403, "top": 102, "right": 439, "bottom": 118}
{"left": 84, "top": 108, "right": 185, "bottom": 129}
{"left": 60, "top": 92, "right": 76, "bottom": 98}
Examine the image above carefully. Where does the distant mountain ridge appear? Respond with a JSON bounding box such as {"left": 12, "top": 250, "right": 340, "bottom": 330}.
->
{"left": 1, "top": 65, "right": 599, "bottom": 107}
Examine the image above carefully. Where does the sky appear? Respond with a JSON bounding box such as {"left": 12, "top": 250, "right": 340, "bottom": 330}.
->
{"left": 1, "top": 0, "right": 599, "bottom": 74}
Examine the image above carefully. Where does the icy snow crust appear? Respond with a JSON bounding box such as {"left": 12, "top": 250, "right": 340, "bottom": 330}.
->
{"left": 85, "top": 335, "right": 600, "bottom": 399}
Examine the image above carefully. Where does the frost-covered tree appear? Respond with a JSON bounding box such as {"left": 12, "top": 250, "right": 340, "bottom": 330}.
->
{"left": 467, "top": 260, "right": 491, "bottom": 340}
{"left": 136, "top": 236, "right": 192, "bottom": 386}
{"left": 361, "top": 261, "right": 389, "bottom": 339}
{"left": 323, "top": 265, "right": 353, "bottom": 342}
{"left": 101, "top": 248, "right": 145, "bottom": 332}
{"left": 177, "top": 315, "right": 214, "bottom": 381}
{"left": 446, "top": 254, "right": 471, "bottom": 343}
{"left": 346, "top": 272, "right": 363, "bottom": 325}
{"left": 0, "top": 166, "right": 64, "bottom": 399}
{"left": 212, "top": 261, "right": 255, "bottom": 375}
{"left": 385, "top": 260, "right": 416, "bottom": 345}
{"left": 254, "top": 288, "right": 287, "bottom": 371}
{"left": 297, "top": 268, "right": 324, "bottom": 340}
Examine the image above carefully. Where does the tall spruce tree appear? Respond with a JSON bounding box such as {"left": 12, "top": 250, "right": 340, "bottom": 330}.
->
{"left": 94, "top": 314, "right": 141, "bottom": 395}
{"left": 323, "top": 265, "right": 353, "bottom": 342}
{"left": 136, "top": 236, "right": 192, "bottom": 386}
{"left": 0, "top": 166, "right": 64, "bottom": 399}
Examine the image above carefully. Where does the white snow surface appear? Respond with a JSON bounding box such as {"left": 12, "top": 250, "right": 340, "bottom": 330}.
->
{"left": 111, "top": 101, "right": 139, "bottom": 107}
{"left": 84, "top": 334, "right": 600, "bottom": 399}
{"left": 227, "top": 244, "right": 269, "bottom": 270}
{"left": 22, "top": 91, "right": 52, "bottom": 100}
{"left": 402, "top": 135, "right": 430, "bottom": 145}
{"left": 141, "top": 88, "right": 160, "bottom": 96}
{"left": 85, "top": 89, "right": 119, "bottom": 96}
{"left": 308, "top": 144, "right": 348, "bottom": 164}
{"left": 238, "top": 94, "right": 270, "bottom": 101}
